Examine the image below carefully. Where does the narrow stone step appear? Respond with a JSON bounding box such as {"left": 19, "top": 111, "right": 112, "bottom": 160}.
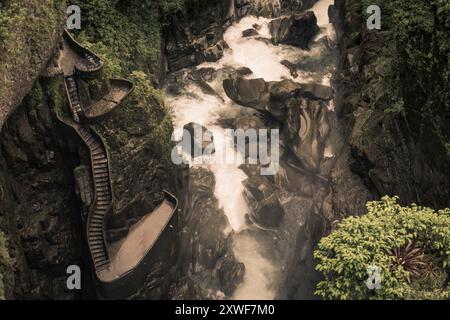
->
{"left": 96, "top": 188, "right": 110, "bottom": 194}
{"left": 94, "top": 173, "right": 109, "bottom": 179}
{"left": 94, "top": 204, "right": 108, "bottom": 214}
{"left": 91, "top": 243, "right": 105, "bottom": 250}
{"left": 94, "top": 170, "right": 108, "bottom": 176}
{"left": 93, "top": 154, "right": 106, "bottom": 160}
{"left": 93, "top": 256, "right": 108, "bottom": 265}
{"left": 93, "top": 158, "right": 108, "bottom": 164}
{"left": 92, "top": 149, "right": 104, "bottom": 156}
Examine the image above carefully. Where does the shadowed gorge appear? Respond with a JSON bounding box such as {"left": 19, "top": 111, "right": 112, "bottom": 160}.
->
{"left": 0, "top": 0, "right": 448, "bottom": 301}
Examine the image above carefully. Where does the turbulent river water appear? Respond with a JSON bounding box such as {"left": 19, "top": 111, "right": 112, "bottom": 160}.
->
{"left": 166, "top": 0, "right": 336, "bottom": 299}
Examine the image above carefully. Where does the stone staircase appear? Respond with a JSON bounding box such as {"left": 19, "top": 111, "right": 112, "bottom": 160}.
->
{"left": 76, "top": 125, "right": 112, "bottom": 271}
{"left": 64, "top": 76, "right": 83, "bottom": 120}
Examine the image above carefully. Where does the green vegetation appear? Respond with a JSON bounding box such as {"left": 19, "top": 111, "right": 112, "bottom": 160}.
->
{"left": 0, "top": 231, "right": 11, "bottom": 300}
{"left": 70, "top": 0, "right": 183, "bottom": 79}
{"left": 67, "top": 0, "right": 183, "bottom": 142}
{"left": 0, "top": 0, "right": 65, "bottom": 68}
{"left": 347, "top": 0, "right": 450, "bottom": 159}
{"left": 65, "top": 1, "right": 183, "bottom": 210}
{"left": 314, "top": 196, "right": 450, "bottom": 300}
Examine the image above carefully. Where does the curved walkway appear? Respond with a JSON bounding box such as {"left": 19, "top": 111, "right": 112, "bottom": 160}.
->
{"left": 56, "top": 30, "right": 178, "bottom": 295}
{"left": 84, "top": 79, "right": 134, "bottom": 119}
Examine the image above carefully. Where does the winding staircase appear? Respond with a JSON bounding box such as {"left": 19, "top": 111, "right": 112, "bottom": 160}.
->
{"left": 55, "top": 30, "right": 178, "bottom": 298}
{"left": 64, "top": 76, "right": 83, "bottom": 120}
{"left": 78, "top": 125, "right": 111, "bottom": 271}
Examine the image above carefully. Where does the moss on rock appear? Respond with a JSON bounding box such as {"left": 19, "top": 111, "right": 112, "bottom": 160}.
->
{"left": 0, "top": 0, "right": 66, "bottom": 129}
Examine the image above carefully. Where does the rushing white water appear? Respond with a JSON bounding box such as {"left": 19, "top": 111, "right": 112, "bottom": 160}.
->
{"left": 166, "top": 0, "right": 336, "bottom": 300}
{"left": 166, "top": 86, "right": 249, "bottom": 232}
{"left": 222, "top": 16, "right": 298, "bottom": 81}
{"left": 311, "top": 0, "right": 334, "bottom": 26}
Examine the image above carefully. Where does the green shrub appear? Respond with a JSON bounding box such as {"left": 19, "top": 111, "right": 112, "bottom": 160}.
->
{"left": 314, "top": 196, "right": 450, "bottom": 300}
{"left": 0, "top": 231, "right": 11, "bottom": 300}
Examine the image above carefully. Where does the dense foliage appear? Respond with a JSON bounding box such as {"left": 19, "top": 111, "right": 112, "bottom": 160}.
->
{"left": 348, "top": 0, "right": 450, "bottom": 161}
{"left": 66, "top": 0, "right": 184, "bottom": 157}
{"left": 70, "top": 0, "right": 183, "bottom": 79}
{"left": 314, "top": 196, "right": 450, "bottom": 300}
{"left": 0, "top": 231, "right": 11, "bottom": 300}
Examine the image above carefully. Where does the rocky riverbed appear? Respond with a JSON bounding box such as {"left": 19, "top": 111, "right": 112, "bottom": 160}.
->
{"left": 165, "top": 0, "right": 372, "bottom": 299}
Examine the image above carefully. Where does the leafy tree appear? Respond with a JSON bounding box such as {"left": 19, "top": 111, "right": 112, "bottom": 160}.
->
{"left": 314, "top": 196, "right": 450, "bottom": 300}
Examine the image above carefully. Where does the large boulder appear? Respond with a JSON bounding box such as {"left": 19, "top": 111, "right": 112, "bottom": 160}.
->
{"left": 223, "top": 77, "right": 269, "bottom": 111}
{"left": 269, "top": 11, "right": 319, "bottom": 49}
{"left": 243, "top": 176, "right": 285, "bottom": 228}
{"left": 164, "top": 0, "right": 235, "bottom": 71}
{"left": 267, "top": 80, "right": 334, "bottom": 121}
{"left": 283, "top": 98, "right": 331, "bottom": 172}
{"left": 223, "top": 77, "right": 334, "bottom": 123}
{"left": 183, "top": 122, "right": 215, "bottom": 159}
{"left": 280, "top": 0, "right": 318, "bottom": 13}
{"left": 242, "top": 28, "right": 259, "bottom": 37}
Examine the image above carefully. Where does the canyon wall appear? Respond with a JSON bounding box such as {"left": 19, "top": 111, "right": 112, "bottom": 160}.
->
{"left": 331, "top": 0, "right": 450, "bottom": 209}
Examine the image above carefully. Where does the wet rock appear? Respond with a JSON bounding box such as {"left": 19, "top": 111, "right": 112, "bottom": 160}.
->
{"left": 269, "top": 11, "right": 319, "bottom": 49}
{"left": 283, "top": 98, "right": 331, "bottom": 172}
{"left": 280, "top": 0, "right": 318, "bottom": 13}
{"left": 169, "top": 168, "right": 243, "bottom": 299}
{"left": 166, "top": 83, "right": 183, "bottom": 95}
{"left": 233, "top": 115, "right": 266, "bottom": 131}
{"left": 269, "top": 79, "right": 302, "bottom": 101}
{"left": 243, "top": 176, "right": 284, "bottom": 228}
{"left": 223, "top": 77, "right": 269, "bottom": 111}
{"left": 224, "top": 77, "right": 333, "bottom": 123}
{"left": 236, "top": 67, "right": 253, "bottom": 76}
{"left": 218, "top": 257, "right": 245, "bottom": 296}
{"left": 183, "top": 122, "right": 215, "bottom": 159}
{"left": 275, "top": 161, "right": 326, "bottom": 196}
{"left": 205, "top": 40, "right": 228, "bottom": 62}
{"left": 267, "top": 80, "right": 333, "bottom": 121}
{"left": 252, "top": 23, "right": 262, "bottom": 30}
{"left": 242, "top": 28, "right": 259, "bottom": 37}
{"left": 298, "top": 83, "right": 334, "bottom": 101}
{"left": 194, "top": 80, "right": 224, "bottom": 102}
{"left": 193, "top": 67, "right": 218, "bottom": 82}
{"left": 164, "top": 0, "right": 235, "bottom": 71}
{"left": 281, "top": 60, "right": 298, "bottom": 78}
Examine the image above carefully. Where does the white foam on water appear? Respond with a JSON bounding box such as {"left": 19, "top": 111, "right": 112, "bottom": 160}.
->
{"left": 167, "top": 0, "right": 335, "bottom": 299}
{"left": 203, "top": 16, "right": 300, "bottom": 82}
{"left": 232, "top": 233, "right": 277, "bottom": 300}
{"left": 311, "top": 0, "right": 336, "bottom": 42}
{"left": 166, "top": 86, "right": 249, "bottom": 232}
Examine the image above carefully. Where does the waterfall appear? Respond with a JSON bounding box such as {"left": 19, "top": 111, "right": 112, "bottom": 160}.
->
{"left": 166, "top": 0, "right": 337, "bottom": 300}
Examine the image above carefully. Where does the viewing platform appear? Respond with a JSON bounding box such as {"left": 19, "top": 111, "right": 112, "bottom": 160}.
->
{"left": 55, "top": 30, "right": 179, "bottom": 298}
{"left": 84, "top": 79, "right": 134, "bottom": 119}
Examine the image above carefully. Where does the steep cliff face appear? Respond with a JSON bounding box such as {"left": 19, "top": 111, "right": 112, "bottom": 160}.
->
{"left": 169, "top": 168, "right": 244, "bottom": 300}
{"left": 0, "top": 0, "right": 66, "bottom": 129}
{"left": 0, "top": 78, "right": 89, "bottom": 299}
{"left": 332, "top": 0, "right": 450, "bottom": 209}
{"left": 0, "top": 0, "right": 184, "bottom": 299}
{"left": 0, "top": 1, "right": 72, "bottom": 299}
{"left": 163, "top": 0, "right": 319, "bottom": 72}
